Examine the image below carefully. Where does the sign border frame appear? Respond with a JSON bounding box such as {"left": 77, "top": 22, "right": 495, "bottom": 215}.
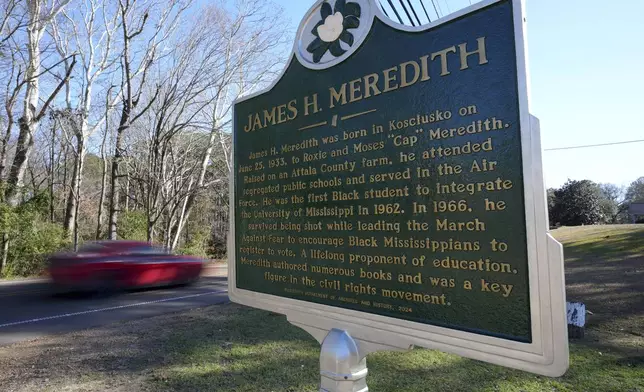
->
{"left": 228, "top": 0, "right": 569, "bottom": 377}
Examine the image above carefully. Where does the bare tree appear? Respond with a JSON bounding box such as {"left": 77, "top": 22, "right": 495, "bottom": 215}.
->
{"left": 0, "top": 0, "right": 24, "bottom": 51}
{"left": 135, "top": 10, "right": 232, "bottom": 243}
{"left": 0, "top": 47, "right": 24, "bottom": 183}
{"left": 49, "top": 0, "right": 121, "bottom": 241}
{"left": 168, "top": 0, "right": 289, "bottom": 249}
{"left": 95, "top": 87, "right": 113, "bottom": 239}
{"left": 4, "top": 0, "right": 75, "bottom": 206}
{"left": 1, "top": 0, "right": 290, "bottom": 275}
{"left": 107, "top": 0, "right": 190, "bottom": 240}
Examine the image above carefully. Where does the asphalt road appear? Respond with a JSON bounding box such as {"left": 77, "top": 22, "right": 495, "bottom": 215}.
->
{"left": 0, "top": 276, "right": 229, "bottom": 347}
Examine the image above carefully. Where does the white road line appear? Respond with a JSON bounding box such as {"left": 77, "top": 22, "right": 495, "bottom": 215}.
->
{"left": 0, "top": 289, "right": 229, "bottom": 329}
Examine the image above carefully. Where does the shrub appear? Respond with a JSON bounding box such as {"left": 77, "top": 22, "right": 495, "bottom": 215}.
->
{"left": 117, "top": 211, "right": 148, "bottom": 241}
{"left": 0, "top": 198, "right": 69, "bottom": 278}
{"left": 177, "top": 229, "right": 210, "bottom": 258}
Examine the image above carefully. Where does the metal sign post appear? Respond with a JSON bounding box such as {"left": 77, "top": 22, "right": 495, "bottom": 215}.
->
{"left": 319, "top": 329, "right": 368, "bottom": 392}
{"left": 289, "top": 313, "right": 410, "bottom": 392}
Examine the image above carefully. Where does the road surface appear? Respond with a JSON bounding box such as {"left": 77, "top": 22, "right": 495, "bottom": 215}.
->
{"left": 0, "top": 275, "right": 229, "bottom": 347}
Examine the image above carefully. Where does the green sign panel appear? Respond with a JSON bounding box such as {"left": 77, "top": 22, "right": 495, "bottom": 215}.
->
{"left": 233, "top": 0, "right": 532, "bottom": 342}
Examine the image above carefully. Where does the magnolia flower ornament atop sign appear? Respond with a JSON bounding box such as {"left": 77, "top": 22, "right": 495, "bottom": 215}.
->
{"left": 318, "top": 12, "right": 344, "bottom": 42}
{"left": 306, "top": 0, "right": 363, "bottom": 63}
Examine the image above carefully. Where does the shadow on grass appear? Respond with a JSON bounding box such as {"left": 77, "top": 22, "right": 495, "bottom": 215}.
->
{"left": 563, "top": 229, "right": 644, "bottom": 261}
{"left": 367, "top": 344, "right": 643, "bottom": 392}
{"left": 559, "top": 229, "right": 644, "bottom": 338}
{"left": 2, "top": 303, "right": 639, "bottom": 392}
{"left": 147, "top": 306, "right": 643, "bottom": 392}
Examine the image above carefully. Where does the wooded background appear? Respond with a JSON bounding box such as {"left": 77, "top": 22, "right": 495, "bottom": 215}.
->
{"left": 0, "top": 0, "right": 290, "bottom": 276}
{"left": 0, "top": 0, "right": 642, "bottom": 278}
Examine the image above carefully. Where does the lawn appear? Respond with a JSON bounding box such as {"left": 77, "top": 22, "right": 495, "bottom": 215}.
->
{"left": 553, "top": 224, "right": 644, "bottom": 262}
{"left": 0, "top": 225, "right": 642, "bottom": 392}
{"left": 147, "top": 305, "right": 643, "bottom": 392}
{"left": 552, "top": 225, "right": 644, "bottom": 336}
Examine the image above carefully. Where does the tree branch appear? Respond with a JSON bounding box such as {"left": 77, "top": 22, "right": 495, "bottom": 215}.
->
{"left": 36, "top": 54, "right": 77, "bottom": 121}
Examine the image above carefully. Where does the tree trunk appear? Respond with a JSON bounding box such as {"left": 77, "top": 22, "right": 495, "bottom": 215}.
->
{"left": 170, "top": 180, "right": 193, "bottom": 250}
{"left": 73, "top": 174, "right": 80, "bottom": 251}
{"left": 0, "top": 141, "right": 7, "bottom": 185}
{"left": 64, "top": 134, "right": 84, "bottom": 240}
{"left": 5, "top": 118, "right": 36, "bottom": 206}
{"left": 49, "top": 124, "right": 55, "bottom": 222}
{"left": 124, "top": 168, "right": 130, "bottom": 212}
{"left": 61, "top": 141, "right": 68, "bottom": 212}
{"left": 164, "top": 212, "right": 176, "bottom": 249}
{"left": 4, "top": 2, "right": 42, "bottom": 206}
{"left": 0, "top": 234, "right": 8, "bottom": 276}
{"left": 170, "top": 126, "right": 218, "bottom": 244}
{"left": 108, "top": 112, "right": 128, "bottom": 240}
{"left": 0, "top": 120, "right": 12, "bottom": 184}
{"left": 147, "top": 220, "right": 154, "bottom": 243}
{"left": 96, "top": 132, "right": 109, "bottom": 240}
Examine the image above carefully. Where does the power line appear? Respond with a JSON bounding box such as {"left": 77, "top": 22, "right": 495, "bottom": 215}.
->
{"left": 442, "top": 0, "right": 452, "bottom": 13}
{"left": 544, "top": 139, "right": 644, "bottom": 151}
{"left": 419, "top": 0, "right": 432, "bottom": 23}
{"left": 380, "top": 2, "right": 391, "bottom": 18}
{"left": 431, "top": 0, "right": 442, "bottom": 18}
{"left": 385, "top": 0, "right": 404, "bottom": 24}
{"left": 406, "top": 0, "right": 423, "bottom": 26}
{"left": 397, "top": 0, "right": 416, "bottom": 26}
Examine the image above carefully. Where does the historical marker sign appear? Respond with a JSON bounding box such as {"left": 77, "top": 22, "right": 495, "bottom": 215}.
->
{"left": 230, "top": 0, "right": 568, "bottom": 377}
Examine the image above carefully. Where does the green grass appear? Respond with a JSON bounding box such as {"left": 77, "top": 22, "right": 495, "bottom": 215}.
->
{"left": 5, "top": 225, "right": 641, "bottom": 391}
{"left": 550, "top": 224, "right": 644, "bottom": 338}
{"left": 551, "top": 224, "right": 644, "bottom": 262}
{"left": 144, "top": 225, "right": 644, "bottom": 391}
{"left": 146, "top": 225, "right": 644, "bottom": 391}
{"left": 149, "top": 305, "right": 643, "bottom": 392}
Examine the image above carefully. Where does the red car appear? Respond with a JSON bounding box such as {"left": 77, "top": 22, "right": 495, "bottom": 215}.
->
{"left": 47, "top": 240, "right": 205, "bottom": 294}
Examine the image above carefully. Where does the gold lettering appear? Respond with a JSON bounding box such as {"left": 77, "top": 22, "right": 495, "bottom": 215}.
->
{"left": 363, "top": 73, "right": 381, "bottom": 98}
{"left": 383, "top": 66, "right": 399, "bottom": 92}
{"left": 400, "top": 60, "right": 421, "bottom": 88}
{"left": 252, "top": 113, "right": 262, "bottom": 129}
{"left": 419, "top": 55, "right": 430, "bottom": 81}
{"left": 431, "top": 46, "right": 457, "bottom": 76}
{"left": 277, "top": 104, "right": 288, "bottom": 123}
{"left": 262, "top": 107, "right": 276, "bottom": 127}
{"left": 349, "top": 78, "right": 363, "bottom": 102}
{"left": 329, "top": 84, "right": 347, "bottom": 108}
{"left": 304, "top": 94, "right": 318, "bottom": 116}
{"left": 459, "top": 37, "right": 488, "bottom": 70}
{"left": 287, "top": 99, "right": 298, "bottom": 120}
{"left": 244, "top": 114, "right": 253, "bottom": 132}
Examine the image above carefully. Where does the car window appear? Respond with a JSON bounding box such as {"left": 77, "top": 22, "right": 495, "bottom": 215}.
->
{"left": 130, "top": 245, "right": 169, "bottom": 255}
{"left": 77, "top": 243, "right": 108, "bottom": 253}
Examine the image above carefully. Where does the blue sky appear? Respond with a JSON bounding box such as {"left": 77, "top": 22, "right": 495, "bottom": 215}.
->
{"left": 271, "top": 0, "right": 644, "bottom": 189}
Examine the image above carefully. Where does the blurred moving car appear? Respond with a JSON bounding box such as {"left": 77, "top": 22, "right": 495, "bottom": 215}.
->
{"left": 47, "top": 241, "right": 205, "bottom": 293}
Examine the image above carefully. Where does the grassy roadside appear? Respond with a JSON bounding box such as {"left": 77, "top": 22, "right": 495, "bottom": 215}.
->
{"left": 553, "top": 224, "right": 644, "bottom": 262}
{"left": 0, "top": 303, "right": 641, "bottom": 392}
{"left": 149, "top": 304, "right": 642, "bottom": 392}
{"left": 0, "top": 225, "right": 642, "bottom": 392}
{"left": 553, "top": 225, "right": 644, "bottom": 337}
